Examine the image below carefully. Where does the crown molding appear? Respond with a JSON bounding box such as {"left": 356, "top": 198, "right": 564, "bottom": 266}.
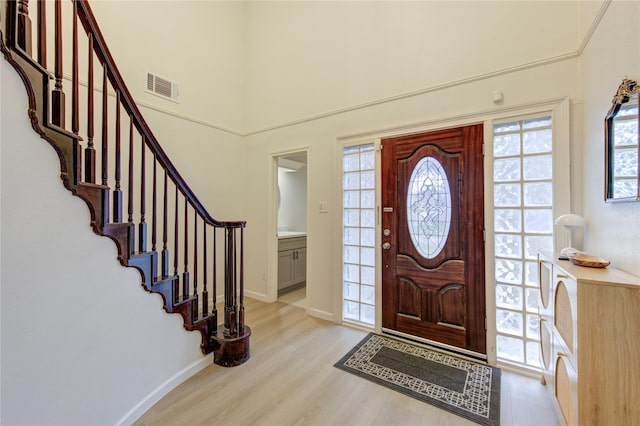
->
{"left": 58, "top": 1, "right": 610, "bottom": 138}
{"left": 577, "top": 0, "right": 612, "bottom": 55}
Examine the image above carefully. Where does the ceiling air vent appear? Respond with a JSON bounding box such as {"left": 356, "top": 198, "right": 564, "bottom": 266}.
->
{"left": 146, "top": 72, "right": 180, "bottom": 102}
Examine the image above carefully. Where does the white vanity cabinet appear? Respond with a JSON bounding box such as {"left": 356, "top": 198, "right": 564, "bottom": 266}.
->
{"left": 538, "top": 251, "right": 640, "bottom": 426}
{"left": 278, "top": 236, "right": 306, "bottom": 293}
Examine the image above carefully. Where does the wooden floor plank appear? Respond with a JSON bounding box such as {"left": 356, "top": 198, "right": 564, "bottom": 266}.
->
{"left": 134, "top": 298, "right": 557, "bottom": 426}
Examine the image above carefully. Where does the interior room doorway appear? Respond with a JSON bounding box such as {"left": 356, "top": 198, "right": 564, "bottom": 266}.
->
{"left": 275, "top": 152, "right": 308, "bottom": 308}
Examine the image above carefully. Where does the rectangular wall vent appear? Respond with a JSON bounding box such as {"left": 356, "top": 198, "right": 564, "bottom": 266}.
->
{"left": 146, "top": 72, "right": 180, "bottom": 102}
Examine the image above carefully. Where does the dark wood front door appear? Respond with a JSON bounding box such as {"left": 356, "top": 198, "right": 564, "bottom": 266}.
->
{"left": 381, "top": 124, "right": 486, "bottom": 355}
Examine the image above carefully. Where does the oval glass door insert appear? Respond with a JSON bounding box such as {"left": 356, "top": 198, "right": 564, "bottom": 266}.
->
{"left": 407, "top": 156, "right": 452, "bottom": 258}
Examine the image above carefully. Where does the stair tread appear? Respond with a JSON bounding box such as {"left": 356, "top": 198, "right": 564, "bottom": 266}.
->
{"left": 77, "top": 181, "right": 109, "bottom": 190}
{"left": 129, "top": 251, "right": 155, "bottom": 259}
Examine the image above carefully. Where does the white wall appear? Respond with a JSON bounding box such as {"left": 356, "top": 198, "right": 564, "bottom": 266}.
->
{"left": 0, "top": 59, "right": 214, "bottom": 425}
{"left": 89, "top": 0, "right": 246, "bottom": 132}
{"left": 244, "top": 0, "right": 579, "bottom": 131}
{"left": 278, "top": 167, "right": 307, "bottom": 232}
{"left": 243, "top": 58, "right": 581, "bottom": 318}
{"left": 580, "top": 0, "right": 640, "bottom": 276}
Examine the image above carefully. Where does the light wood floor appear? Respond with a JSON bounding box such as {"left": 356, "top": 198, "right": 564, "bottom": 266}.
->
{"left": 135, "top": 298, "right": 560, "bottom": 426}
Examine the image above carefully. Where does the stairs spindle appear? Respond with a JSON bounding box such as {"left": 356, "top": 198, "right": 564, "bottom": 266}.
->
{"left": 71, "top": 1, "right": 79, "bottom": 135}
{"left": 161, "top": 169, "right": 169, "bottom": 277}
{"left": 127, "top": 120, "right": 134, "bottom": 222}
{"left": 225, "top": 228, "right": 236, "bottom": 336}
{"left": 202, "top": 225, "right": 209, "bottom": 318}
{"left": 152, "top": 154, "right": 157, "bottom": 252}
{"left": 37, "top": 0, "right": 46, "bottom": 67}
{"left": 101, "top": 67, "right": 108, "bottom": 186}
{"left": 85, "top": 34, "right": 96, "bottom": 183}
{"left": 16, "top": 0, "right": 32, "bottom": 55}
{"left": 100, "top": 66, "right": 109, "bottom": 225}
{"left": 173, "top": 186, "right": 179, "bottom": 304}
{"left": 139, "top": 136, "right": 147, "bottom": 252}
{"left": 113, "top": 91, "right": 122, "bottom": 223}
{"left": 182, "top": 198, "right": 189, "bottom": 300}
{"left": 213, "top": 226, "right": 218, "bottom": 322}
{"left": 192, "top": 211, "right": 198, "bottom": 322}
{"left": 239, "top": 226, "right": 245, "bottom": 331}
{"left": 51, "top": 0, "right": 65, "bottom": 127}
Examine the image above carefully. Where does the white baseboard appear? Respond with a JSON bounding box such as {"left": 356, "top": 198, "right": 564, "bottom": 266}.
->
{"left": 308, "top": 307, "right": 336, "bottom": 323}
{"left": 245, "top": 289, "right": 269, "bottom": 302}
{"left": 116, "top": 353, "right": 213, "bottom": 425}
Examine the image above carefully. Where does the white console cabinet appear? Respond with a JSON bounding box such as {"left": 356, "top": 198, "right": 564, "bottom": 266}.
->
{"left": 538, "top": 251, "right": 640, "bottom": 426}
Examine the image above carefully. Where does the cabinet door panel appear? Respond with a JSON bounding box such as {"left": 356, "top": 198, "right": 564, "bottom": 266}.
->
{"left": 554, "top": 276, "right": 576, "bottom": 354}
{"left": 294, "top": 248, "right": 307, "bottom": 284}
{"left": 539, "top": 259, "right": 553, "bottom": 316}
{"left": 555, "top": 354, "right": 577, "bottom": 426}
{"left": 278, "top": 250, "right": 295, "bottom": 290}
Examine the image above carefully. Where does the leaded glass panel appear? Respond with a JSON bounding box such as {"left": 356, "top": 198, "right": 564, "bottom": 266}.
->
{"left": 406, "top": 157, "right": 452, "bottom": 259}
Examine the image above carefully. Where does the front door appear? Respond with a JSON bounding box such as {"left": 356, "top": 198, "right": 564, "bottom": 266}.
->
{"left": 381, "top": 124, "right": 486, "bottom": 355}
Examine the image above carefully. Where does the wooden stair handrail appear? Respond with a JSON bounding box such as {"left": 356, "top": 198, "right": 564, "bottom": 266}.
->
{"left": 76, "top": 0, "right": 244, "bottom": 230}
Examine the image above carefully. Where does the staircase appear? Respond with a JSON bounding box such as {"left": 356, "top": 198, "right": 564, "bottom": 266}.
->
{"left": 0, "top": 0, "right": 250, "bottom": 366}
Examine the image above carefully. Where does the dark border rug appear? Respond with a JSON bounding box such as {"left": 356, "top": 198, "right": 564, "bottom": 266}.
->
{"left": 334, "top": 333, "right": 501, "bottom": 426}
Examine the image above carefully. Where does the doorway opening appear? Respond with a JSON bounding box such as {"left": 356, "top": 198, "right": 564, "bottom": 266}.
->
{"left": 275, "top": 152, "right": 308, "bottom": 308}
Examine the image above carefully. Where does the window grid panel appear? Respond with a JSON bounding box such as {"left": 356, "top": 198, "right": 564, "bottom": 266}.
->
{"left": 493, "top": 116, "right": 552, "bottom": 369}
{"left": 342, "top": 143, "right": 376, "bottom": 327}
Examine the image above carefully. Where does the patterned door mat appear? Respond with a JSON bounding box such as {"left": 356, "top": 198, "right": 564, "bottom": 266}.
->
{"left": 334, "top": 333, "right": 500, "bottom": 426}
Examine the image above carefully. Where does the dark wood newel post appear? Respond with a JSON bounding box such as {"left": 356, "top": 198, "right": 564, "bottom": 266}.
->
{"left": 238, "top": 226, "right": 245, "bottom": 332}
{"left": 211, "top": 225, "right": 250, "bottom": 367}
{"left": 224, "top": 227, "right": 237, "bottom": 336}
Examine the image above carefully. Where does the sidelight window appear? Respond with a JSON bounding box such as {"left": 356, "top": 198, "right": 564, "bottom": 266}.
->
{"left": 342, "top": 143, "right": 376, "bottom": 326}
{"left": 493, "top": 116, "right": 554, "bottom": 369}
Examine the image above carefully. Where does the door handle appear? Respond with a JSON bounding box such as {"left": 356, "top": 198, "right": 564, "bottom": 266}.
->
{"left": 382, "top": 242, "right": 391, "bottom": 250}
